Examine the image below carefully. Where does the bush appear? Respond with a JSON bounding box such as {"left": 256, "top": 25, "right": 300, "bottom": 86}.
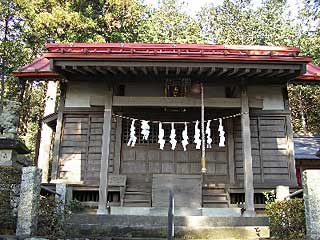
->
{"left": 265, "top": 195, "right": 306, "bottom": 239}
{"left": 37, "top": 196, "right": 84, "bottom": 237}
{"left": 37, "top": 195, "right": 66, "bottom": 237}
{"left": 66, "top": 199, "right": 85, "bottom": 213}
{"left": 0, "top": 166, "right": 21, "bottom": 235}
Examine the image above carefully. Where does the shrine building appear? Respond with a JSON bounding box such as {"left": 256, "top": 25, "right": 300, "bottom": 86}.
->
{"left": 14, "top": 43, "right": 320, "bottom": 216}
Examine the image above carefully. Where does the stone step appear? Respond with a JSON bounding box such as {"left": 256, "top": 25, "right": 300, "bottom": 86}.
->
{"left": 123, "top": 202, "right": 151, "bottom": 207}
{"left": 202, "top": 192, "right": 228, "bottom": 196}
{"left": 124, "top": 194, "right": 151, "bottom": 201}
{"left": 123, "top": 199, "right": 151, "bottom": 207}
{"left": 108, "top": 207, "right": 242, "bottom": 216}
{"left": 203, "top": 199, "right": 229, "bottom": 203}
{"left": 203, "top": 183, "right": 227, "bottom": 188}
{"left": 203, "top": 203, "right": 229, "bottom": 208}
{"left": 202, "top": 189, "right": 227, "bottom": 194}
{"left": 69, "top": 214, "right": 269, "bottom": 226}
{"left": 125, "top": 187, "right": 151, "bottom": 192}
{"left": 125, "top": 191, "right": 150, "bottom": 195}
{"left": 67, "top": 214, "right": 270, "bottom": 239}
{"left": 124, "top": 199, "right": 151, "bottom": 203}
{"left": 203, "top": 195, "right": 229, "bottom": 201}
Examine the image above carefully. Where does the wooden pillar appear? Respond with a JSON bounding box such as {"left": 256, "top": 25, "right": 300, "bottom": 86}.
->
{"left": 51, "top": 82, "right": 66, "bottom": 181}
{"left": 227, "top": 119, "right": 235, "bottom": 185}
{"left": 241, "top": 85, "right": 255, "bottom": 216}
{"left": 97, "top": 88, "right": 113, "bottom": 214}
{"left": 37, "top": 81, "right": 58, "bottom": 183}
{"left": 286, "top": 115, "right": 297, "bottom": 185}
{"left": 113, "top": 114, "right": 122, "bottom": 174}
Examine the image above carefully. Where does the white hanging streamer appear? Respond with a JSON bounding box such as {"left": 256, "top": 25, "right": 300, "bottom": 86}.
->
{"left": 169, "top": 122, "right": 177, "bottom": 150}
{"left": 218, "top": 118, "right": 225, "bottom": 147}
{"left": 206, "top": 120, "right": 212, "bottom": 148}
{"left": 141, "top": 120, "right": 150, "bottom": 141}
{"left": 182, "top": 122, "right": 189, "bottom": 151}
{"left": 127, "top": 119, "right": 137, "bottom": 147}
{"left": 194, "top": 120, "right": 201, "bottom": 149}
{"left": 158, "top": 122, "right": 165, "bottom": 150}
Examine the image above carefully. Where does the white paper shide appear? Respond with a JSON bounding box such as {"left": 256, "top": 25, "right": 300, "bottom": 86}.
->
{"left": 206, "top": 120, "right": 212, "bottom": 148}
{"left": 182, "top": 122, "right": 189, "bottom": 151}
{"left": 218, "top": 118, "right": 225, "bottom": 147}
{"left": 169, "top": 122, "right": 177, "bottom": 150}
{"left": 127, "top": 119, "right": 137, "bottom": 147}
{"left": 194, "top": 120, "right": 201, "bottom": 149}
{"left": 158, "top": 122, "right": 165, "bottom": 150}
{"left": 141, "top": 120, "right": 150, "bottom": 141}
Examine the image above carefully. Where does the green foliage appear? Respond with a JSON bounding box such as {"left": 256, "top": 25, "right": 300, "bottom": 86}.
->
{"left": 18, "top": 82, "right": 46, "bottom": 160}
{"left": 37, "top": 196, "right": 84, "bottom": 237}
{"left": 66, "top": 199, "right": 85, "bottom": 213}
{"left": 263, "top": 190, "right": 276, "bottom": 203}
{"left": 38, "top": 196, "right": 67, "bottom": 237}
{"left": 265, "top": 195, "right": 306, "bottom": 239}
{"left": 0, "top": 0, "right": 320, "bottom": 158}
{"left": 0, "top": 166, "right": 22, "bottom": 235}
{"left": 17, "top": 0, "right": 148, "bottom": 45}
{"left": 198, "top": 0, "right": 300, "bottom": 46}
{"left": 139, "top": 0, "right": 204, "bottom": 43}
{"left": 288, "top": 84, "right": 320, "bottom": 134}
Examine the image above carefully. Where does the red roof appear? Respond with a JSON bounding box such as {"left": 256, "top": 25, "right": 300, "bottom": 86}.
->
{"left": 43, "top": 43, "right": 310, "bottom": 62}
{"left": 297, "top": 63, "right": 320, "bottom": 81}
{"left": 14, "top": 56, "right": 60, "bottom": 77}
{"left": 14, "top": 43, "right": 319, "bottom": 80}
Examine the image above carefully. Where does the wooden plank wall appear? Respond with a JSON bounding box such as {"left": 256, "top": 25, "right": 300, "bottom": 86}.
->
{"left": 58, "top": 111, "right": 116, "bottom": 184}
{"left": 121, "top": 145, "right": 227, "bottom": 176}
{"left": 234, "top": 115, "right": 290, "bottom": 184}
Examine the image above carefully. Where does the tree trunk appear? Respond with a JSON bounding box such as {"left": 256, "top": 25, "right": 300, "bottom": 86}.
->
{"left": 298, "top": 90, "right": 307, "bottom": 134}
{"left": 1, "top": 15, "right": 10, "bottom": 112}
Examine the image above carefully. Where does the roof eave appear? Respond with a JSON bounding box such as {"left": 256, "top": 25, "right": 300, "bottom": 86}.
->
{"left": 43, "top": 53, "right": 312, "bottom": 63}
{"left": 13, "top": 71, "right": 60, "bottom": 78}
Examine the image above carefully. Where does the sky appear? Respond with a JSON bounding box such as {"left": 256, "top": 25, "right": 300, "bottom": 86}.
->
{"left": 143, "top": 0, "right": 303, "bottom": 17}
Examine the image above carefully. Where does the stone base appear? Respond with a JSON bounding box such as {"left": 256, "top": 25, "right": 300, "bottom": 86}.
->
{"left": 105, "top": 207, "right": 242, "bottom": 217}
{"left": 67, "top": 214, "right": 270, "bottom": 239}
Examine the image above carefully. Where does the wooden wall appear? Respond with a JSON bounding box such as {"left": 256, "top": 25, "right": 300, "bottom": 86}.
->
{"left": 56, "top": 109, "right": 295, "bottom": 187}
{"left": 234, "top": 112, "right": 294, "bottom": 185}
{"left": 58, "top": 110, "right": 117, "bottom": 184}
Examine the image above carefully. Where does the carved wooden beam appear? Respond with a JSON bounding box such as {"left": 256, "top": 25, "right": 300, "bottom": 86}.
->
{"left": 90, "top": 96, "right": 263, "bottom": 108}
{"left": 207, "top": 67, "right": 216, "bottom": 76}
{"left": 130, "top": 67, "right": 138, "bottom": 75}
{"left": 72, "top": 66, "right": 88, "bottom": 75}
{"left": 153, "top": 66, "right": 158, "bottom": 75}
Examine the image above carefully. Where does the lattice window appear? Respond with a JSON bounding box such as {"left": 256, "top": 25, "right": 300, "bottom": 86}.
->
{"left": 122, "top": 119, "right": 221, "bottom": 145}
